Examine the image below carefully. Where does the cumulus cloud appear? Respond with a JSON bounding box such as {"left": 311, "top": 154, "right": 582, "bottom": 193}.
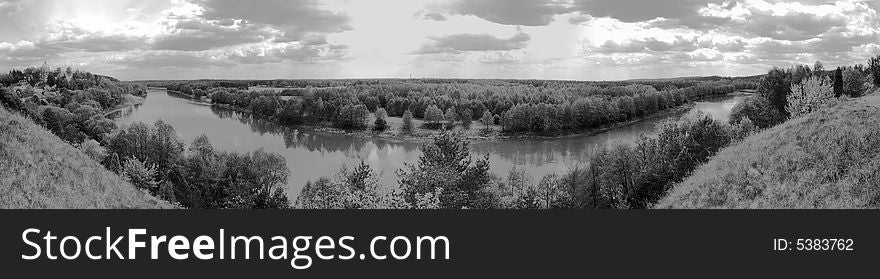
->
{"left": 195, "top": 0, "right": 351, "bottom": 39}
{"left": 108, "top": 51, "right": 234, "bottom": 69}
{"left": 427, "top": 0, "right": 568, "bottom": 26}
{"left": 571, "top": 0, "right": 725, "bottom": 23}
{"left": 413, "top": 31, "right": 531, "bottom": 54}
{"left": 152, "top": 19, "right": 270, "bottom": 51}
{"left": 739, "top": 10, "right": 847, "bottom": 41}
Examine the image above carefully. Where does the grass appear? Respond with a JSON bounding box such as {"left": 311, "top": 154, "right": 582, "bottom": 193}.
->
{"left": 657, "top": 89, "right": 880, "bottom": 208}
{"left": 0, "top": 104, "right": 175, "bottom": 209}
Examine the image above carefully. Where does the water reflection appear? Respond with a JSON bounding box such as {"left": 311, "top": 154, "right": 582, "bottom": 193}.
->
{"left": 111, "top": 90, "right": 743, "bottom": 197}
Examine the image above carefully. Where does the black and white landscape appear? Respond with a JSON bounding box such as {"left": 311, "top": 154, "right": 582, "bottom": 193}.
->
{"left": 1, "top": 0, "right": 880, "bottom": 209}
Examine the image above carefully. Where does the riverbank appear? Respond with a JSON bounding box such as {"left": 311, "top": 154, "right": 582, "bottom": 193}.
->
{"left": 103, "top": 94, "right": 146, "bottom": 117}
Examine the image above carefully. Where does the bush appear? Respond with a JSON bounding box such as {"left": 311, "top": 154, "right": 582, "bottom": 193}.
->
{"left": 121, "top": 157, "right": 158, "bottom": 192}
{"left": 728, "top": 96, "right": 785, "bottom": 128}
{"left": 786, "top": 76, "right": 835, "bottom": 118}
{"left": 373, "top": 117, "right": 387, "bottom": 131}
{"left": 842, "top": 67, "right": 866, "bottom": 97}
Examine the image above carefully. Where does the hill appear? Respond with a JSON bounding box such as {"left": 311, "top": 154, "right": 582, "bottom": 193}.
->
{"left": 657, "top": 90, "right": 880, "bottom": 208}
{"left": 0, "top": 104, "right": 174, "bottom": 209}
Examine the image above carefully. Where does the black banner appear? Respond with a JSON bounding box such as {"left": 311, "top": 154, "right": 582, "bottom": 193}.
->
{"left": 0, "top": 210, "right": 876, "bottom": 277}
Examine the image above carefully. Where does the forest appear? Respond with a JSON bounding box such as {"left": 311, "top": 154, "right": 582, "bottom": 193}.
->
{"left": 149, "top": 76, "right": 758, "bottom": 135}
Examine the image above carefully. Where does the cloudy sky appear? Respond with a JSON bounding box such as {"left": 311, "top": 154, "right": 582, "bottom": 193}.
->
{"left": 1, "top": 0, "right": 879, "bottom": 80}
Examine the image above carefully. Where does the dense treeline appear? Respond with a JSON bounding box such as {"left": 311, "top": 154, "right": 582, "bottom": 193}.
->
{"left": 1, "top": 65, "right": 291, "bottom": 209}
{"left": 731, "top": 57, "right": 877, "bottom": 129}
{"left": 0, "top": 66, "right": 146, "bottom": 143}
{"left": 164, "top": 77, "right": 758, "bottom": 135}
{"left": 499, "top": 82, "right": 750, "bottom": 133}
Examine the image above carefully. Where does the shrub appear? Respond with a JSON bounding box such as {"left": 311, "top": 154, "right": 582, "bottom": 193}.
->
{"left": 786, "top": 76, "right": 835, "bottom": 118}
{"left": 842, "top": 67, "right": 866, "bottom": 97}
{"left": 121, "top": 157, "right": 158, "bottom": 192}
{"left": 373, "top": 117, "right": 387, "bottom": 131}
{"left": 728, "top": 96, "right": 785, "bottom": 129}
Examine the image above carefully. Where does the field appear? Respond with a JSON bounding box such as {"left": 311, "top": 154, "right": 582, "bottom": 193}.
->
{"left": 658, "top": 89, "right": 880, "bottom": 208}
{"left": 0, "top": 104, "right": 174, "bottom": 209}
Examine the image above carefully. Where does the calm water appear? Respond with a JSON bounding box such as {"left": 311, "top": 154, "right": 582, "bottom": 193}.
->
{"left": 110, "top": 90, "right": 745, "bottom": 197}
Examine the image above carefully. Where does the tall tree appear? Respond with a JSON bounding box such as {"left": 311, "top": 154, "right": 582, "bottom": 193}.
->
{"left": 424, "top": 105, "right": 443, "bottom": 129}
{"left": 833, "top": 67, "right": 844, "bottom": 98}
{"left": 401, "top": 109, "right": 414, "bottom": 134}
{"left": 843, "top": 67, "right": 866, "bottom": 97}
{"left": 397, "top": 131, "right": 493, "bottom": 209}
{"left": 757, "top": 67, "right": 792, "bottom": 116}
{"left": 481, "top": 110, "right": 493, "bottom": 130}
{"left": 869, "top": 54, "right": 880, "bottom": 87}
{"left": 444, "top": 107, "right": 458, "bottom": 129}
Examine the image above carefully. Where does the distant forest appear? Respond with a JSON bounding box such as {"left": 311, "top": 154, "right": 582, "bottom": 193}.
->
{"left": 144, "top": 76, "right": 759, "bottom": 134}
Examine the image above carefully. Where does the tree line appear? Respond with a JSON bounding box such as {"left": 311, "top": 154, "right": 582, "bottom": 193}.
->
{"left": 158, "top": 77, "right": 757, "bottom": 135}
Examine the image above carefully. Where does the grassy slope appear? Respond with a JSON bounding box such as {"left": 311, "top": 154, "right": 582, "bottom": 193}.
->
{"left": 658, "top": 89, "right": 880, "bottom": 209}
{"left": 0, "top": 104, "right": 174, "bottom": 209}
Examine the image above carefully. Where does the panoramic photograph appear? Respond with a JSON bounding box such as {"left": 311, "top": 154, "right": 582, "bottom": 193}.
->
{"left": 1, "top": 0, "right": 879, "bottom": 209}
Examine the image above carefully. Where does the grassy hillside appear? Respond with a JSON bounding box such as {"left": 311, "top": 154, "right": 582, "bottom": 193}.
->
{"left": 657, "top": 90, "right": 880, "bottom": 208}
{"left": 0, "top": 104, "right": 174, "bottom": 209}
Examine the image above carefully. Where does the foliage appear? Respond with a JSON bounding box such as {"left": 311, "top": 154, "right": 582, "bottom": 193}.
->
{"left": 869, "top": 54, "right": 880, "bottom": 87}
{"left": 397, "top": 131, "right": 494, "bottom": 209}
{"left": 520, "top": 113, "right": 737, "bottom": 209}
{"left": 480, "top": 110, "right": 493, "bottom": 130}
{"left": 295, "top": 162, "right": 414, "bottom": 209}
{"left": 786, "top": 76, "right": 835, "bottom": 118}
{"left": 460, "top": 108, "right": 473, "bottom": 128}
{"left": 373, "top": 117, "right": 387, "bottom": 131}
{"left": 401, "top": 109, "right": 414, "bottom": 134}
{"left": 842, "top": 67, "right": 866, "bottom": 97}
{"left": 728, "top": 96, "right": 785, "bottom": 128}
{"left": 121, "top": 157, "right": 159, "bottom": 192}
{"left": 443, "top": 107, "right": 458, "bottom": 129}
{"left": 335, "top": 103, "right": 370, "bottom": 129}
{"left": 423, "top": 104, "right": 443, "bottom": 129}
{"left": 78, "top": 139, "right": 107, "bottom": 162}
{"left": 833, "top": 67, "right": 844, "bottom": 97}
{"left": 374, "top": 107, "right": 388, "bottom": 120}
{"left": 373, "top": 107, "right": 388, "bottom": 131}
{"left": 107, "top": 123, "right": 291, "bottom": 209}
{"left": 757, "top": 67, "right": 793, "bottom": 116}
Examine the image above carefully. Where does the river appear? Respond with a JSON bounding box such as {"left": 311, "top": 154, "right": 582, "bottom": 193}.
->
{"left": 109, "top": 90, "right": 746, "bottom": 197}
